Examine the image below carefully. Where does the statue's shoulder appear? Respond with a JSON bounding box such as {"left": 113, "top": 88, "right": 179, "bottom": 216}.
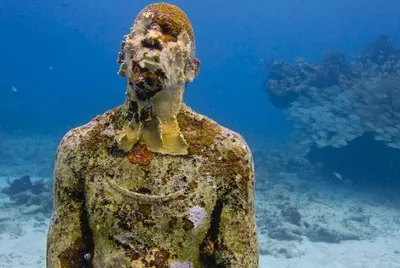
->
{"left": 178, "top": 104, "right": 253, "bottom": 182}
{"left": 56, "top": 109, "right": 116, "bottom": 163}
{"left": 177, "top": 104, "right": 219, "bottom": 155}
{"left": 178, "top": 104, "right": 251, "bottom": 156}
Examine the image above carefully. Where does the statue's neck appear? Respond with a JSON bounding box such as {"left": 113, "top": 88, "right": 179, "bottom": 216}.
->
{"left": 123, "top": 83, "right": 185, "bottom": 121}
{"left": 117, "top": 84, "right": 188, "bottom": 155}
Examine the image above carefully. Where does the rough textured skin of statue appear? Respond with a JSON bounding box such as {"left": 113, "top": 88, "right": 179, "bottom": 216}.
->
{"left": 46, "top": 3, "right": 259, "bottom": 268}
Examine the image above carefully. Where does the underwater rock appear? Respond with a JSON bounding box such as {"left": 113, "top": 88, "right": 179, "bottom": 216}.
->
{"left": 1, "top": 175, "right": 32, "bottom": 195}
{"left": 267, "top": 228, "right": 302, "bottom": 241}
{"left": 46, "top": 3, "right": 258, "bottom": 268}
{"left": 258, "top": 239, "right": 305, "bottom": 259}
{"left": 281, "top": 206, "right": 302, "bottom": 226}
{"left": 361, "top": 34, "right": 400, "bottom": 65}
{"left": 306, "top": 224, "right": 360, "bottom": 243}
{"left": 20, "top": 204, "right": 45, "bottom": 215}
{"left": 346, "top": 213, "right": 370, "bottom": 223}
{"left": 10, "top": 191, "right": 31, "bottom": 205}
{"left": 1, "top": 175, "right": 46, "bottom": 196}
{"left": 1, "top": 175, "right": 53, "bottom": 214}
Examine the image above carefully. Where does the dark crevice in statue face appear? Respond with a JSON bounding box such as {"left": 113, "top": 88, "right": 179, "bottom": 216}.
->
{"left": 131, "top": 67, "right": 167, "bottom": 101}
{"left": 127, "top": 101, "right": 138, "bottom": 120}
{"left": 141, "top": 36, "right": 163, "bottom": 50}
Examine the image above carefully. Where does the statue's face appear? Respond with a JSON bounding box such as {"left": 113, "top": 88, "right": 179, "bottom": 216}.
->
{"left": 119, "top": 6, "right": 200, "bottom": 102}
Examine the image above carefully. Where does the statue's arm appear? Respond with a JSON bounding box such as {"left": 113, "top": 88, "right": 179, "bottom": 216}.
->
{"left": 46, "top": 134, "right": 89, "bottom": 268}
{"left": 214, "top": 145, "right": 259, "bottom": 268}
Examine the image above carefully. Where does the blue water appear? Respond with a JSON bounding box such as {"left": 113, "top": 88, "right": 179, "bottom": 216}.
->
{"left": 2, "top": 0, "right": 398, "bottom": 141}
{"left": 1, "top": 1, "right": 400, "bottom": 267}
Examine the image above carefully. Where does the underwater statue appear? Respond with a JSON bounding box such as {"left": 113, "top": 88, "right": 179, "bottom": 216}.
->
{"left": 46, "top": 3, "right": 258, "bottom": 268}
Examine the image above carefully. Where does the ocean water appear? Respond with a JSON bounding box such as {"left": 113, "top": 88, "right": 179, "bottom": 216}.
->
{"left": 1, "top": 0, "right": 400, "bottom": 267}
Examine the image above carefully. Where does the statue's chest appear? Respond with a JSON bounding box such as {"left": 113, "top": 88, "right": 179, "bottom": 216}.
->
{"left": 84, "top": 156, "right": 218, "bottom": 244}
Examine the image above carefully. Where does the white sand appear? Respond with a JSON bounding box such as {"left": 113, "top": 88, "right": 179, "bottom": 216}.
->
{"left": 0, "top": 219, "right": 48, "bottom": 268}
{"left": 260, "top": 236, "right": 400, "bottom": 268}
{"left": 0, "top": 176, "right": 48, "bottom": 268}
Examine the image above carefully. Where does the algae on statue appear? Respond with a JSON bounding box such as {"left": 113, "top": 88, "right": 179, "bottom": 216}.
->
{"left": 46, "top": 3, "right": 259, "bottom": 268}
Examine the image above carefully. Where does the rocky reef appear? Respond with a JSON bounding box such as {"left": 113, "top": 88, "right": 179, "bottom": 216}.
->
{"left": 265, "top": 35, "right": 400, "bottom": 185}
{"left": 1, "top": 175, "right": 53, "bottom": 215}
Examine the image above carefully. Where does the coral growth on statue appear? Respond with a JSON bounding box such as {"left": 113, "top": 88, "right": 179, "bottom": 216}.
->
{"left": 46, "top": 3, "right": 258, "bottom": 268}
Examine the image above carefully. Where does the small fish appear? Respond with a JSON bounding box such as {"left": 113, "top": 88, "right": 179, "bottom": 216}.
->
{"left": 333, "top": 172, "right": 342, "bottom": 180}
{"left": 11, "top": 86, "right": 17, "bottom": 92}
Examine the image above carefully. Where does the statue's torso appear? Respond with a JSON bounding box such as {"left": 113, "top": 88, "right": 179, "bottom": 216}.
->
{"left": 84, "top": 151, "right": 218, "bottom": 268}
{"left": 68, "top": 105, "right": 234, "bottom": 268}
{"left": 59, "top": 104, "right": 254, "bottom": 268}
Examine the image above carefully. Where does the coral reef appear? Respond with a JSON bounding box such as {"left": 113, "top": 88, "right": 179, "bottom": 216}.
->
{"left": 265, "top": 35, "right": 400, "bottom": 186}
{"left": 266, "top": 35, "right": 400, "bottom": 150}
{"left": 46, "top": 3, "right": 258, "bottom": 268}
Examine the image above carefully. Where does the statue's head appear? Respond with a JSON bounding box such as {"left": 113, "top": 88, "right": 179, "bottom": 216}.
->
{"left": 117, "top": 2, "right": 200, "bottom": 102}
{"left": 115, "top": 3, "right": 199, "bottom": 155}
